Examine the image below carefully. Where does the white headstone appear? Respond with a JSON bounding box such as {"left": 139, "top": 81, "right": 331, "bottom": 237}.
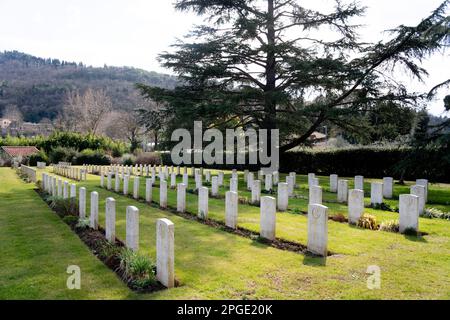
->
{"left": 337, "top": 180, "right": 349, "bottom": 203}
{"left": 156, "top": 218, "right": 175, "bottom": 288}
{"left": 225, "top": 191, "right": 238, "bottom": 229}
{"left": 309, "top": 185, "right": 322, "bottom": 205}
{"left": 105, "top": 197, "right": 116, "bottom": 242}
{"left": 265, "top": 174, "right": 273, "bottom": 192}
{"left": 308, "top": 173, "right": 315, "bottom": 187}
{"left": 123, "top": 175, "right": 129, "bottom": 195}
{"left": 307, "top": 204, "right": 328, "bottom": 257}
{"left": 177, "top": 183, "right": 187, "bottom": 213}
{"left": 126, "top": 206, "right": 139, "bottom": 251}
{"left": 79, "top": 187, "right": 86, "bottom": 219}
{"left": 171, "top": 172, "right": 177, "bottom": 189}
{"left": 70, "top": 183, "right": 76, "bottom": 199}
{"left": 287, "top": 176, "right": 294, "bottom": 197}
{"left": 383, "top": 177, "right": 393, "bottom": 199}
{"left": 230, "top": 178, "right": 238, "bottom": 193}
{"left": 370, "top": 182, "right": 383, "bottom": 205}
{"left": 399, "top": 194, "right": 419, "bottom": 233}
{"left": 211, "top": 176, "right": 219, "bottom": 197}
{"left": 348, "top": 189, "right": 364, "bottom": 224}
{"left": 198, "top": 187, "right": 209, "bottom": 219}
{"left": 247, "top": 172, "right": 254, "bottom": 191}
{"left": 416, "top": 179, "right": 428, "bottom": 203}
{"left": 145, "top": 179, "right": 153, "bottom": 203}
{"left": 277, "top": 183, "right": 289, "bottom": 211}
{"left": 410, "top": 185, "right": 426, "bottom": 215}
{"left": 251, "top": 180, "right": 261, "bottom": 204}
{"left": 354, "top": 176, "right": 364, "bottom": 191}
{"left": 260, "top": 196, "right": 276, "bottom": 241}
{"left": 63, "top": 181, "right": 69, "bottom": 199}
{"left": 218, "top": 172, "right": 224, "bottom": 186}
{"left": 90, "top": 191, "right": 99, "bottom": 230}
{"left": 133, "top": 176, "right": 140, "bottom": 199}
{"left": 160, "top": 180, "right": 168, "bottom": 208}
{"left": 330, "top": 174, "right": 338, "bottom": 193}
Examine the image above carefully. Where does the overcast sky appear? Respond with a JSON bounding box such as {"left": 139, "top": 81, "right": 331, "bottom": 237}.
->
{"left": 0, "top": 0, "right": 448, "bottom": 115}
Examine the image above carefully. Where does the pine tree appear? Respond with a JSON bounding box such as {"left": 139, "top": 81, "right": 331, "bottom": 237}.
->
{"left": 138, "top": 0, "right": 450, "bottom": 152}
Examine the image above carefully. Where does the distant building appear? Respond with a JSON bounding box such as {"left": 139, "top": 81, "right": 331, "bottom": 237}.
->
{"left": 0, "top": 118, "right": 12, "bottom": 129}
{"left": 0, "top": 146, "right": 40, "bottom": 163}
{"left": 1, "top": 119, "right": 53, "bottom": 137}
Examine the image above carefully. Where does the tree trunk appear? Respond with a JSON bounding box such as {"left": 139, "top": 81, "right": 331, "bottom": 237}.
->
{"left": 264, "top": 0, "right": 277, "bottom": 152}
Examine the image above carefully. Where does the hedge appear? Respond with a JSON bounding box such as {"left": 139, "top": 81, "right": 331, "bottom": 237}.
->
{"left": 161, "top": 147, "right": 450, "bottom": 183}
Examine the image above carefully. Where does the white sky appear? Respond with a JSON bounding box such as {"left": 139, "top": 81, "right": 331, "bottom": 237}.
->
{"left": 0, "top": 0, "right": 448, "bottom": 115}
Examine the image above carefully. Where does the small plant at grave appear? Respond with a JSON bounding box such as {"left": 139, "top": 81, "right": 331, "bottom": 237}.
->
{"left": 370, "top": 203, "right": 395, "bottom": 212}
{"left": 48, "top": 197, "right": 79, "bottom": 218}
{"left": 75, "top": 218, "right": 91, "bottom": 231}
{"left": 261, "top": 189, "right": 275, "bottom": 195}
{"left": 97, "top": 239, "right": 121, "bottom": 261}
{"left": 238, "top": 197, "right": 249, "bottom": 205}
{"left": 330, "top": 213, "right": 347, "bottom": 223}
{"left": 203, "top": 181, "right": 212, "bottom": 187}
{"left": 62, "top": 215, "right": 79, "bottom": 227}
{"left": 421, "top": 208, "right": 450, "bottom": 220}
{"left": 357, "top": 214, "right": 379, "bottom": 230}
{"left": 118, "top": 248, "right": 157, "bottom": 290}
{"left": 379, "top": 220, "right": 400, "bottom": 233}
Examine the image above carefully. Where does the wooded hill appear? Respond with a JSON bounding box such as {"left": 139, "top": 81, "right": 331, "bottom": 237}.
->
{"left": 0, "top": 51, "right": 178, "bottom": 122}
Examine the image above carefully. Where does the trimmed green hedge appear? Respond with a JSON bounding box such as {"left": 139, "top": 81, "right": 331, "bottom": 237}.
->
{"left": 161, "top": 147, "right": 450, "bottom": 182}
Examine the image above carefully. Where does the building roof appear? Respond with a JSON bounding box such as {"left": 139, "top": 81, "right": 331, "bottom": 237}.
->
{"left": 1, "top": 146, "right": 40, "bottom": 158}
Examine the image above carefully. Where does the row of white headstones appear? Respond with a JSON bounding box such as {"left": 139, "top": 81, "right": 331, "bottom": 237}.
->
{"left": 101, "top": 166, "right": 428, "bottom": 227}
{"left": 99, "top": 169, "right": 328, "bottom": 256}
{"left": 41, "top": 172, "right": 175, "bottom": 289}
{"left": 53, "top": 164, "right": 87, "bottom": 181}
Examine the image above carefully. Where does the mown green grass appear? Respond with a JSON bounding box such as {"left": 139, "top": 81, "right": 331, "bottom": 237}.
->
{"left": 2, "top": 167, "right": 450, "bottom": 299}
{"left": 41, "top": 167, "right": 450, "bottom": 299}
{"left": 0, "top": 168, "right": 132, "bottom": 299}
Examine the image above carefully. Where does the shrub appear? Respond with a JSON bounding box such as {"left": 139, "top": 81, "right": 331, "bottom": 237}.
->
{"left": 118, "top": 248, "right": 157, "bottom": 289}
{"left": 48, "top": 146, "right": 78, "bottom": 164}
{"left": 421, "top": 208, "right": 450, "bottom": 220}
{"left": 48, "top": 197, "right": 78, "bottom": 218}
{"left": 357, "top": 214, "right": 379, "bottom": 230}
{"left": 135, "top": 152, "right": 162, "bottom": 165}
{"left": 122, "top": 154, "right": 136, "bottom": 166}
{"left": 75, "top": 218, "right": 90, "bottom": 230}
{"left": 74, "top": 149, "right": 111, "bottom": 165}
{"left": 379, "top": 220, "right": 400, "bottom": 233}
{"left": 62, "top": 215, "right": 79, "bottom": 227}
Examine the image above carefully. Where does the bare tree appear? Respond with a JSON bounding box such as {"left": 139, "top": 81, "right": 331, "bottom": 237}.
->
{"left": 58, "top": 88, "right": 112, "bottom": 134}
{"left": 104, "top": 110, "right": 148, "bottom": 151}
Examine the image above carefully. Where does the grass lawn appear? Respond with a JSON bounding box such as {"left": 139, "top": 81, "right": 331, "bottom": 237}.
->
{"left": 0, "top": 168, "right": 132, "bottom": 299}
{"left": 2, "top": 166, "right": 450, "bottom": 299}
{"left": 0, "top": 169, "right": 450, "bottom": 299}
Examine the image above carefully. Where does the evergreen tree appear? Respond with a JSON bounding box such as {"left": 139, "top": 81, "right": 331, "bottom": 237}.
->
{"left": 138, "top": 0, "right": 450, "bottom": 152}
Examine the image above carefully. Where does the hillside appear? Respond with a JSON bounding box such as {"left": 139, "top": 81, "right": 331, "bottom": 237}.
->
{"left": 0, "top": 51, "right": 178, "bottom": 122}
